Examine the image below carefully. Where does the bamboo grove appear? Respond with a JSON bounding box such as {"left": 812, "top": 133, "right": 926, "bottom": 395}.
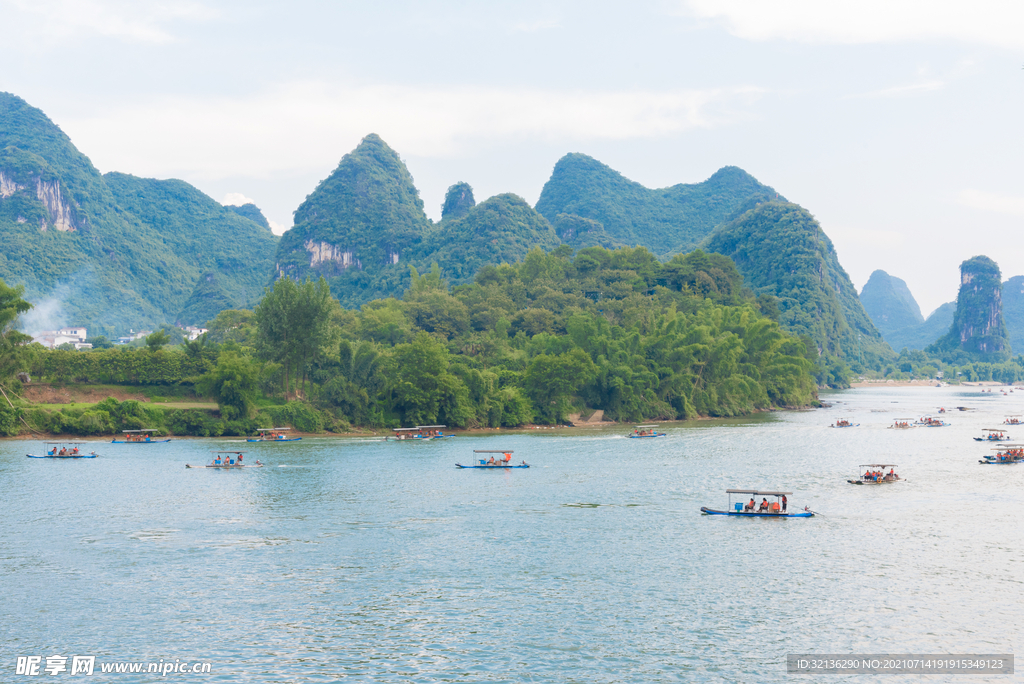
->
{"left": 7, "top": 246, "right": 821, "bottom": 435}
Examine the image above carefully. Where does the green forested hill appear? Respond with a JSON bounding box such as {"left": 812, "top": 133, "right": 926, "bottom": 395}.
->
{"left": 104, "top": 173, "right": 277, "bottom": 325}
{"left": 929, "top": 256, "right": 1010, "bottom": 362}
{"left": 416, "top": 193, "right": 560, "bottom": 283}
{"left": 535, "top": 153, "right": 780, "bottom": 256}
{"left": 703, "top": 201, "right": 893, "bottom": 383}
{"left": 1002, "top": 275, "right": 1024, "bottom": 354}
{"left": 0, "top": 92, "right": 279, "bottom": 335}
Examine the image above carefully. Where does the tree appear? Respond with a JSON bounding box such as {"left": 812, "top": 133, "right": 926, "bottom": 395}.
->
{"left": 523, "top": 348, "right": 597, "bottom": 423}
{"left": 146, "top": 329, "right": 171, "bottom": 352}
{"left": 255, "top": 277, "right": 337, "bottom": 394}
{"left": 196, "top": 351, "right": 261, "bottom": 420}
{"left": 0, "top": 278, "right": 32, "bottom": 383}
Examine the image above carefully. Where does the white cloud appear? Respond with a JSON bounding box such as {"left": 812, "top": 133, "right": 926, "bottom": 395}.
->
{"left": 682, "top": 0, "right": 1024, "bottom": 49}
{"left": 3, "top": 0, "right": 216, "bottom": 44}
{"left": 222, "top": 192, "right": 256, "bottom": 206}
{"left": 268, "top": 220, "right": 287, "bottom": 236}
{"left": 958, "top": 188, "right": 1024, "bottom": 218}
{"left": 58, "top": 81, "right": 768, "bottom": 181}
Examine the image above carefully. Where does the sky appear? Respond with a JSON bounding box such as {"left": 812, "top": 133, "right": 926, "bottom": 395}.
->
{"left": 2, "top": 0, "right": 1022, "bottom": 316}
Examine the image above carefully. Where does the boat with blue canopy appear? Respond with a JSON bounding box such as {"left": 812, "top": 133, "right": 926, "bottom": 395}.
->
{"left": 27, "top": 441, "right": 97, "bottom": 459}
{"left": 111, "top": 429, "right": 170, "bottom": 443}
{"left": 186, "top": 451, "right": 263, "bottom": 469}
{"left": 456, "top": 450, "right": 529, "bottom": 469}
{"left": 701, "top": 489, "right": 814, "bottom": 517}
{"left": 247, "top": 428, "right": 301, "bottom": 442}
{"left": 628, "top": 424, "right": 666, "bottom": 438}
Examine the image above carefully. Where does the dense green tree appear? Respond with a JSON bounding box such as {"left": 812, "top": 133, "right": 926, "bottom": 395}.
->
{"left": 196, "top": 351, "right": 261, "bottom": 420}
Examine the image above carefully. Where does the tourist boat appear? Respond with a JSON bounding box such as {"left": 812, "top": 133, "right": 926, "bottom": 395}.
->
{"left": 456, "top": 450, "right": 529, "bottom": 468}
{"left": 111, "top": 429, "right": 170, "bottom": 443}
{"left": 980, "top": 444, "right": 1024, "bottom": 465}
{"left": 888, "top": 419, "right": 914, "bottom": 429}
{"left": 26, "top": 441, "right": 97, "bottom": 459}
{"left": 247, "top": 428, "right": 301, "bottom": 442}
{"left": 389, "top": 425, "right": 453, "bottom": 440}
{"left": 848, "top": 464, "right": 901, "bottom": 485}
{"left": 830, "top": 419, "right": 858, "bottom": 428}
{"left": 628, "top": 424, "right": 666, "bottom": 438}
{"left": 701, "top": 489, "right": 814, "bottom": 517}
{"left": 1004, "top": 415, "right": 1022, "bottom": 426}
{"left": 186, "top": 451, "right": 263, "bottom": 468}
{"left": 974, "top": 429, "right": 1011, "bottom": 442}
{"left": 915, "top": 416, "right": 948, "bottom": 427}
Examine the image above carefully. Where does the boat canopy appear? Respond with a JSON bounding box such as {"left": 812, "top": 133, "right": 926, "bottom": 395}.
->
{"left": 474, "top": 450, "right": 513, "bottom": 454}
{"left": 725, "top": 489, "right": 792, "bottom": 496}
{"left": 634, "top": 424, "right": 659, "bottom": 428}
{"left": 859, "top": 464, "right": 897, "bottom": 468}
{"left": 984, "top": 428, "right": 1007, "bottom": 431}
{"left": 122, "top": 429, "right": 159, "bottom": 433}
{"left": 45, "top": 441, "right": 85, "bottom": 445}
{"left": 991, "top": 444, "right": 1024, "bottom": 449}
{"left": 214, "top": 451, "right": 245, "bottom": 454}
{"left": 417, "top": 425, "right": 446, "bottom": 429}
{"left": 392, "top": 428, "right": 421, "bottom": 432}
{"left": 256, "top": 428, "right": 291, "bottom": 432}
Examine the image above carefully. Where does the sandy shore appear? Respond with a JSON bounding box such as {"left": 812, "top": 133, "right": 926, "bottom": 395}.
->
{"left": 849, "top": 380, "right": 1010, "bottom": 388}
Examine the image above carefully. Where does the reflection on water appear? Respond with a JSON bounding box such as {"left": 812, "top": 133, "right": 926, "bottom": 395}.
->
{"left": 1, "top": 386, "right": 1022, "bottom": 682}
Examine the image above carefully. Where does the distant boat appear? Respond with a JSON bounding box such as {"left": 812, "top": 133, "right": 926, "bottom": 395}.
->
{"left": 389, "top": 425, "right": 453, "bottom": 440}
{"left": 628, "top": 424, "right": 666, "bottom": 438}
{"left": 701, "top": 489, "right": 814, "bottom": 518}
{"left": 974, "top": 429, "right": 1011, "bottom": 442}
{"left": 456, "top": 450, "right": 529, "bottom": 469}
{"left": 888, "top": 419, "right": 914, "bottom": 429}
{"left": 111, "top": 429, "right": 170, "bottom": 443}
{"left": 247, "top": 428, "right": 301, "bottom": 442}
{"left": 914, "top": 416, "right": 948, "bottom": 427}
{"left": 27, "top": 441, "right": 97, "bottom": 459}
{"left": 1004, "top": 415, "right": 1022, "bottom": 425}
{"left": 186, "top": 451, "right": 263, "bottom": 469}
{"left": 848, "top": 464, "right": 901, "bottom": 485}
{"left": 830, "top": 419, "right": 858, "bottom": 428}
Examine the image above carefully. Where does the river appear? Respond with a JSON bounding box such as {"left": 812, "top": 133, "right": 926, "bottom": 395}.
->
{"left": 1, "top": 386, "right": 1021, "bottom": 682}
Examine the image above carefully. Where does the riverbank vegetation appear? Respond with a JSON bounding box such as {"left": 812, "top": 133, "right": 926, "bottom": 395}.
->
{"left": 0, "top": 246, "right": 821, "bottom": 436}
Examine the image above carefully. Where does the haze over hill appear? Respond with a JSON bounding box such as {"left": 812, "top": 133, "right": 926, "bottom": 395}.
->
{"left": 0, "top": 92, "right": 277, "bottom": 336}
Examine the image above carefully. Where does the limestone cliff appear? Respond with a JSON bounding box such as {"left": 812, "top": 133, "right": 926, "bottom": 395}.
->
{"left": 929, "top": 255, "right": 1010, "bottom": 361}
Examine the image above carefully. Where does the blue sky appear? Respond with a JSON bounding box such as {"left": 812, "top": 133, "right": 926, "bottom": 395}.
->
{"left": 2, "top": 0, "right": 1022, "bottom": 315}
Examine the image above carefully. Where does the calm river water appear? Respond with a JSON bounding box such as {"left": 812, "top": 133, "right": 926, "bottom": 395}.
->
{"left": 2, "top": 386, "right": 1022, "bottom": 682}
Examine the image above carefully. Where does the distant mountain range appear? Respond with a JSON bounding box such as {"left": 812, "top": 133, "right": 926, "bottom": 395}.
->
{"left": 1, "top": 91, "right": 898, "bottom": 377}
{"left": 859, "top": 265, "right": 1024, "bottom": 359}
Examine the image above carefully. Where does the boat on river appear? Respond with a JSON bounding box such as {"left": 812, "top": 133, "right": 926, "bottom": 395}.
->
{"left": 111, "top": 429, "right": 170, "bottom": 443}
{"left": 830, "top": 419, "right": 858, "bottom": 428}
{"left": 456, "top": 450, "right": 529, "bottom": 468}
{"left": 915, "top": 416, "right": 948, "bottom": 427}
{"left": 26, "top": 441, "right": 97, "bottom": 459}
{"left": 974, "top": 429, "right": 1011, "bottom": 442}
{"left": 848, "top": 464, "right": 901, "bottom": 485}
{"left": 980, "top": 444, "right": 1024, "bottom": 465}
{"left": 888, "top": 419, "right": 914, "bottom": 429}
{"left": 628, "top": 424, "right": 666, "bottom": 438}
{"left": 389, "top": 425, "right": 453, "bottom": 440}
{"left": 186, "top": 451, "right": 263, "bottom": 469}
{"left": 1004, "top": 415, "right": 1022, "bottom": 426}
{"left": 247, "top": 428, "right": 301, "bottom": 442}
{"left": 701, "top": 489, "right": 814, "bottom": 518}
